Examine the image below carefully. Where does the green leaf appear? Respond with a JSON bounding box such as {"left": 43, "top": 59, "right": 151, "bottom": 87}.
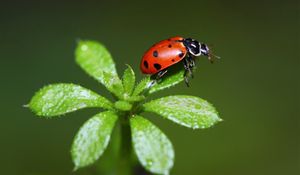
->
{"left": 122, "top": 65, "right": 135, "bottom": 96}
{"left": 132, "top": 76, "right": 152, "bottom": 96}
{"left": 149, "top": 69, "right": 184, "bottom": 94}
{"left": 75, "top": 40, "right": 124, "bottom": 99}
{"left": 28, "top": 83, "right": 113, "bottom": 117}
{"left": 71, "top": 111, "right": 118, "bottom": 170}
{"left": 143, "top": 95, "right": 221, "bottom": 129}
{"left": 114, "top": 100, "right": 132, "bottom": 111}
{"left": 76, "top": 40, "right": 117, "bottom": 78}
{"left": 130, "top": 115, "right": 174, "bottom": 175}
{"left": 127, "top": 95, "right": 145, "bottom": 102}
{"left": 102, "top": 71, "right": 125, "bottom": 99}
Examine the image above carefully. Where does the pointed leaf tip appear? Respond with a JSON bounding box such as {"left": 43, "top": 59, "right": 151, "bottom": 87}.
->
{"left": 132, "top": 76, "right": 151, "bottom": 96}
{"left": 122, "top": 65, "right": 136, "bottom": 96}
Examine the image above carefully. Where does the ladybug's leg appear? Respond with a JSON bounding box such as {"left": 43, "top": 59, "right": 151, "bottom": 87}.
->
{"left": 184, "top": 72, "right": 190, "bottom": 87}
{"left": 187, "top": 54, "right": 195, "bottom": 69}
{"left": 156, "top": 69, "right": 168, "bottom": 80}
{"left": 184, "top": 57, "right": 194, "bottom": 79}
{"left": 149, "top": 69, "right": 168, "bottom": 87}
{"left": 183, "top": 58, "right": 191, "bottom": 87}
{"left": 186, "top": 54, "right": 195, "bottom": 78}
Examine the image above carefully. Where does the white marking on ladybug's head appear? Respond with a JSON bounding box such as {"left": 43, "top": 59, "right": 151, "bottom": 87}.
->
{"left": 189, "top": 49, "right": 201, "bottom": 56}
{"left": 185, "top": 39, "right": 201, "bottom": 56}
{"left": 200, "top": 43, "right": 209, "bottom": 56}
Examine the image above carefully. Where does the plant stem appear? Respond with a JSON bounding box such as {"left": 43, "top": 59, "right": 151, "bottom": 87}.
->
{"left": 118, "top": 116, "right": 133, "bottom": 175}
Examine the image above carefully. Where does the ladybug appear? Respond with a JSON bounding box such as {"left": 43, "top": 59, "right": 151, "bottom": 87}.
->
{"left": 140, "top": 36, "right": 217, "bottom": 86}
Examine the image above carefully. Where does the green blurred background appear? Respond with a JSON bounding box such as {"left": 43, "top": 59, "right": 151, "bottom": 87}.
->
{"left": 0, "top": 0, "right": 298, "bottom": 174}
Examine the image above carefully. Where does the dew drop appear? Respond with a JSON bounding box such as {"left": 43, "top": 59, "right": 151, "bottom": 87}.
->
{"left": 81, "top": 45, "right": 88, "bottom": 51}
{"left": 146, "top": 159, "right": 153, "bottom": 167}
{"left": 191, "top": 121, "right": 199, "bottom": 129}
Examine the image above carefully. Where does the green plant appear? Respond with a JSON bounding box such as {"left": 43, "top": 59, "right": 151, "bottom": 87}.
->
{"left": 27, "top": 40, "right": 222, "bottom": 175}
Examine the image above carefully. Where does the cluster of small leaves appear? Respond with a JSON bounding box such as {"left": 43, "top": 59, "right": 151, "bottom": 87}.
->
{"left": 28, "top": 40, "right": 221, "bottom": 175}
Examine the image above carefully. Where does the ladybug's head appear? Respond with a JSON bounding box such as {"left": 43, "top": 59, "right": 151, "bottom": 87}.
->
{"left": 184, "top": 38, "right": 210, "bottom": 56}
{"left": 200, "top": 43, "right": 210, "bottom": 56}
{"left": 184, "top": 38, "right": 220, "bottom": 62}
{"left": 183, "top": 38, "right": 201, "bottom": 56}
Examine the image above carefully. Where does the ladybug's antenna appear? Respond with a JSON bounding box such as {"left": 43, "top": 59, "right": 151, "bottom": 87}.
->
{"left": 206, "top": 44, "right": 221, "bottom": 63}
{"left": 208, "top": 52, "right": 221, "bottom": 63}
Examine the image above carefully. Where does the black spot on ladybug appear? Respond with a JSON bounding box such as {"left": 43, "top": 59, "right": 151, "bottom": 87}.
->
{"left": 143, "top": 60, "right": 149, "bottom": 69}
{"left": 168, "top": 44, "right": 172, "bottom": 48}
{"left": 153, "top": 63, "right": 162, "bottom": 70}
{"left": 171, "top": 59, "right": 175, "bottom": 62}
{"left": 168, "top": 39, "right": 171, "bottom": 41}
{"left": 179, "top": 52, "right": 184, "bottom": 58}
{"left": 153, "top": 50, "right": 158, "bottom": 57}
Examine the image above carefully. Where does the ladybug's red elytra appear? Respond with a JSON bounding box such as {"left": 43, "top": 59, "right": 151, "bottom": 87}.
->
{"left": 140, "top": 36, "right": 217, "bottom": 86}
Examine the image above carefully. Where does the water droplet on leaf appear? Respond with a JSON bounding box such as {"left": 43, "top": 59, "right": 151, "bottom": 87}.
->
{"left": 81, "top": 45, "right": 88, "bottom": 51}
{"left": 146, "top": 158, "right": 153, "bottom": 167}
